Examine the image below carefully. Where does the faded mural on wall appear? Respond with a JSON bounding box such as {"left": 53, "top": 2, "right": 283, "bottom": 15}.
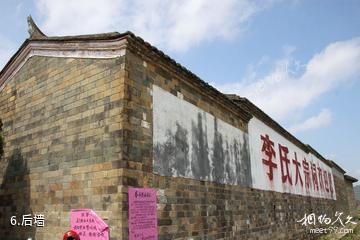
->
{"left": 248, "top": 117, "right": 336, "bottom": 200}
{"left": 153, "top": 85, "right": 252, "bottom": 186}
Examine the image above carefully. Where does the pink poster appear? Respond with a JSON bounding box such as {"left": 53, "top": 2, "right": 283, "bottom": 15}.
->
{"left": 70, "top": 209, "right": 109, "bottom": 240}
{"left": 128, "top": 187, "right": 158, "bottom": 240}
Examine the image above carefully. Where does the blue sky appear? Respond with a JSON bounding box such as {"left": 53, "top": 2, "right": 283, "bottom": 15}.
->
{"left": 1, "top": 0, "right": 360, "bottom": 183}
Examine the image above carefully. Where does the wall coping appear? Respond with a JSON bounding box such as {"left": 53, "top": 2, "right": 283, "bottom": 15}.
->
{"left": 0, "top": 17, "right": 252, "bottom": 123}
{"left": 226, "top": 94, "right": 338, "bottom": 169}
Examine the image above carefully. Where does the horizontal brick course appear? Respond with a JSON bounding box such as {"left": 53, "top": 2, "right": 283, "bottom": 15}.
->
{"left": 0, "top": 37, "right": 356, "bottom": 240}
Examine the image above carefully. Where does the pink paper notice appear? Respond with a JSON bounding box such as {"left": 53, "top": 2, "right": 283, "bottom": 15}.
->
{"left": 128, "top": 187, "right": 158, "bottom": 240}
{"left": 70, "top": 209, "right": 109, "bottom": 240}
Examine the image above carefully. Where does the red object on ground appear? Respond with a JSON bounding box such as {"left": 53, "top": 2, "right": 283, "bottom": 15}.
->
{"left": 63, "top": 230, "right": 80, "bottom": 240}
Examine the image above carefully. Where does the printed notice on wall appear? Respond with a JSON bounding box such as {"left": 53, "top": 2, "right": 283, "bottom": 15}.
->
{"left": 70, "top": 209, "right": 109, "bottom": 240}
{"left": 128, "top": 187, "right": 158, "bottom": 240}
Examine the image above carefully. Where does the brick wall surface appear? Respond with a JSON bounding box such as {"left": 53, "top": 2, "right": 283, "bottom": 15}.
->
{"left": 0, "top": 44, "right": 357, "bottom": 240}
{"left": 345, "top": 181, "right": 357, "bottom": 215}
{"left": 121, "top": 50, "right": 355, "bottom": 240}
{"left": 0, "top": 56, "right": 127, "bottom": 240}
{"left": 124, "top": 49, "right": 358, "bottom": 239}
{"left": 333, "top": 176, "right": 351, "bottom": 215}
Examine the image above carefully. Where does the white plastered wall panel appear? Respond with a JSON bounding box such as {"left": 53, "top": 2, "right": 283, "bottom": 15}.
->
{"left": 249, "top": 117, "right": 336, "bottom": 200}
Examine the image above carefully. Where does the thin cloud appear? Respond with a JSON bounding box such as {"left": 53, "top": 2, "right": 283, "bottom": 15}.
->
{"left": 218, "top": 37, "right": 360, "bottom": 121}
{"left": 35, "top": 0, "right": 270, "bottom": 52}
{"left": 288, "top": 108, "right": 332, "bottom": 133}
{"left": 35, "top": 0, "right": 123, "bottom": 35}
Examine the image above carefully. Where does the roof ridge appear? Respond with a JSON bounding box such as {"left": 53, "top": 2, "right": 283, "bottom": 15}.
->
{"left": 225, "top": 94, "right": 336, "bottom": 165}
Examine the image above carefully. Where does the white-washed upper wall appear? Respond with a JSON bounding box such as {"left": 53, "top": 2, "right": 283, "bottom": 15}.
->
{"left": 249, "top": 117, "right": 336, "bottom": 200}
{"left": 153, "top": 85, "right": 252, "bottom": 186}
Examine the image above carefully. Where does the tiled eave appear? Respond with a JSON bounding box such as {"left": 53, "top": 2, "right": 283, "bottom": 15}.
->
{"left": 0, "top": 33, "right": 129, "bottom": 91}
{"left": 226, "top": 94, "right": 335, "bottom": 169}
{"left": 0, "top": 18, "right": 252, "bottom": 123}
{"left": 344, "top": 175, "right": 358, "bottom": 183}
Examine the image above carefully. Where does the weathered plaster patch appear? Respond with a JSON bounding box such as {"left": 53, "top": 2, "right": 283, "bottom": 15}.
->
{"left": 153, "top": 85, "right": 251, "bottom": 186}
